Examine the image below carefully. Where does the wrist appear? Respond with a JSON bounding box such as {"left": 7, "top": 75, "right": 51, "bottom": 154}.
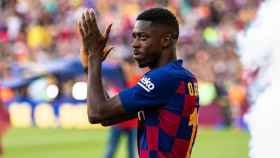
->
{"left": 80, "top": 49, "right": 89, "bottom": 70}
{"left": 88, "top": 48, "right": 103, "bottom": 60}
{"left": 88, "top": 54, "right": 102, "bottom": 73}
{"left": 83, "top": 67, "right": 88, "bottom": 73}
{"left": 88, "top": 53, "right": 102, "bottom": 63}
{"left": 80, "top": 45, "right": 88, "bottom": 53}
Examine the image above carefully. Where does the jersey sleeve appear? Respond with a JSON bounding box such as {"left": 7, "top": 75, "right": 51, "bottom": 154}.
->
{"left": 119, "top": 69, "right": 178, "bottom": 113}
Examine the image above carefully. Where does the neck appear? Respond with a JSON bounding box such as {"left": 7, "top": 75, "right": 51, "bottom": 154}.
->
{"left": 149, "top": 48, "right": 177, "bottom": 70}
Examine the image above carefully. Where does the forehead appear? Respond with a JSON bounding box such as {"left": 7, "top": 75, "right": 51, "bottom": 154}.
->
{"left": 133, "top": 20, "right": 157, "bottom": 34}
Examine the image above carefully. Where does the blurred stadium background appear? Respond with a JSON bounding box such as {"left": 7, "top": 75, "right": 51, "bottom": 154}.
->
{"left": 0, "top": 0, "right": 261, "bottom": 158}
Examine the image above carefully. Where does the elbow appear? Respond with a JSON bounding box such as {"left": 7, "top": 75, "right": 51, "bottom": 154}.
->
{"left": 100, "top": 122, "right": 112, "bottom": 127}
{"left": 89, "top": 109, "right": 114, "bottom": 126}
{"left": 88, "top": 116, "right": 100, "bottom": 124}
{"left": 88, "top": 111, "right": 106, "bottom": 124}
{"left": 88, "top": 117, "right": 100, "bottom": 124}
{"left": 100, "top": 121, "right": 115, "bottom": 127}
{"left": 88, "top": 113, "right": 103, "bottom": 124}
{"left": 87, "top": 103, "right": 106, "bottom": 124}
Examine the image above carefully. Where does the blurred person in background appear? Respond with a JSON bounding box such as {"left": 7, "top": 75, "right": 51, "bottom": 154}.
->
{"left": 0, "top": 0, "right": 261, "bottom": 139}
{"left": 228, "top": 80, "right": 247, "bottom": 129}
{"left": 104, "top": 57, "right": 140, "bottom": 158}
{"left": 237, "top": 0, "right": 280, "bottom": 157}
{"left": 6, "top": 84, "right": 38, "bottom": 125}
{"left": 214, "top": 77, "right": 231, "bottom": 128}
{"left": 51, "top": 79, "right": 78, "bottom": 120}
{"left": 0, "top": 93, "right": 10, "bottom": 158}
{"left": 78, "top": 7, "right": 200, "bottom": 158}
{"left": 104, "top": 123, "right": 137, "bottom": 158}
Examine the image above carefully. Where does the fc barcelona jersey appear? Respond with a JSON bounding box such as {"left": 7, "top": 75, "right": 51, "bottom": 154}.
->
{"left": 119, "top": 59, "right": 199, "bottom": 158}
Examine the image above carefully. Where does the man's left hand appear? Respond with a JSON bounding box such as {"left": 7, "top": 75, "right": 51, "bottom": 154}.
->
{"left": 78, "top": 8, "right": 112, "bottom": 61}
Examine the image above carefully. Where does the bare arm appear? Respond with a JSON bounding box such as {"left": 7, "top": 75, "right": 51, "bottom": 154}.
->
{"left": 87, "top": 54, "right": 137, "bottom": 124}
{"left": 78, "top": 9, "right": 134, "bottom": 124}
{"left": 99, "top": 84, "right": 137, "bottom": 126}
{"left": 100, "top": 113, "right": 137, "bottom": 126}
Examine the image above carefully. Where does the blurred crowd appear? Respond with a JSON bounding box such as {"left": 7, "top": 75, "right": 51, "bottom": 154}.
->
{"left": 0, "top": 0, "right": 261, "bottom": 128}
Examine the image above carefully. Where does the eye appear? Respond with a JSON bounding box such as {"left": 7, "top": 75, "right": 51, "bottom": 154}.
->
{"left": 132, "top": 33, "right": 136, "bottom": 39}
{"left": 139, "top": 34, "right": 148, "bottom": 41}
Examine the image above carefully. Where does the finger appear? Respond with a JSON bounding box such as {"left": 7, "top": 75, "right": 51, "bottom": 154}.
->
{"left": 89, "top": 9, "right": 101, "bottom": 36}
{"left": 89, "top": 9, "right": 97, "bottom": 27}
{"left": 78, "top": 19, "right": 86, "bottom": 38}
{"left": 103, "top": 24, "right": 112, "bottom": 44}
{"left": 85, "top": 9, "right": 92, "bottom": 32}
{"left": 89, "top": 8, "right": 96, "bottom": 17}
{"left": 82, "top": 12, "right": 89, "bottom": 35}
{"left": 88, "top": 8, "right": 95, "bottom": 28}
{"left": 102, "top": 46, "right": 114, "bottom": 61}
{"left": 75, "top": 20, "right": 79, "bottom": 33}
{"left": 79, "top": 21, "right": 88, "bottom": 49}
{"left": 78, "top": 20, "right": 88, "bottom": 51}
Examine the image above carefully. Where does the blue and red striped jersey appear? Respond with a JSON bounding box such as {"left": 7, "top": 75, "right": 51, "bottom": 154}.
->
{"left": 119, "top": 59, "right": 199, "bottom": 158}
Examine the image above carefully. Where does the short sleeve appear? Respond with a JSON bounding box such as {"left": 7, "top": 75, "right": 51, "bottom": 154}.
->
{"left": 119, "top": 69, "right": 178, "bottom": 113}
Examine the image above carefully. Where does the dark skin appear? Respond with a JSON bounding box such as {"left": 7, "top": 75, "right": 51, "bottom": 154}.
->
{"left": 78, "top": 9, "right": 177, "bottom": 125}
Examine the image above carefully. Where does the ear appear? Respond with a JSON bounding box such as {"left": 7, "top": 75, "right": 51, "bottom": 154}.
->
{"left": 161, "top": 34, "right": 172, "bottom": 48}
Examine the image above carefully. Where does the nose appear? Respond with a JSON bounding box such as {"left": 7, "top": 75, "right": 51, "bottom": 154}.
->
{"left": 131, "top": 38, "right": 140, "bottom": 49}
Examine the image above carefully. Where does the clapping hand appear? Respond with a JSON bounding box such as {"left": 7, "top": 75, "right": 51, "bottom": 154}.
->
{"left": 78, "top": 8, "right": 113, "bottom": 64}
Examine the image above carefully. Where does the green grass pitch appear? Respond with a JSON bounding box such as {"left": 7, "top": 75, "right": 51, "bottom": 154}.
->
{"left": 3, "top": 128, "right": 249, "bottom": 158}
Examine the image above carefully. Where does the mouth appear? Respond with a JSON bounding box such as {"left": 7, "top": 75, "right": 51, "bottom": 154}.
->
{"left": 133, "top": 51, "right": 143, "bottom": 60}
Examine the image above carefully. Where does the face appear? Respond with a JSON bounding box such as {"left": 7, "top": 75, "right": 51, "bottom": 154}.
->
{"left": 131, "top": 20, "right": 163, "bottom": 68}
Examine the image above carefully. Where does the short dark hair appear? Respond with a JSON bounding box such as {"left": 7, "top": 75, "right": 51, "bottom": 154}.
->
{"left": 136, "top": 8, "right": 179, "bottom": 39}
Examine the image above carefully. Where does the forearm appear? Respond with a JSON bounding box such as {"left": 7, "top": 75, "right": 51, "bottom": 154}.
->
{"left": 79, "top": 9, "right": 126, "bottom": 124}
{"left": 87, "top": 54, "right": 106, "bottom": 123}
{"left": 100, "top": 113, "right": 137, "bottom": 126}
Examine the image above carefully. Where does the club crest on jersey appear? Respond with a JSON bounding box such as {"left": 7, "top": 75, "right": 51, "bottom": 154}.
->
{"left": 138, "top": 76, "right": 155, "bottom": 92}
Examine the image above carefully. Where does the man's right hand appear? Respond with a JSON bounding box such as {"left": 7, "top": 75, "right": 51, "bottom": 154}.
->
{"left": 80, "top": 47, "right": 113, "bottom": 69}
{"left": 77, "top": 8, "right": 113, "bottom": 68}
{"left": 78, "top": 9, "right": 112, "bottom": 60}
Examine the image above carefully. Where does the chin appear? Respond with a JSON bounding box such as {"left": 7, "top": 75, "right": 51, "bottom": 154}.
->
{"left": 137, "top": 62, "right": 148, "bottom": 68}
{"left": 135, "top": 57, "right": 155, "bottom": 68}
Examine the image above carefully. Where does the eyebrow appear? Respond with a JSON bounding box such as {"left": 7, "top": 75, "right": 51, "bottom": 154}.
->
{"left": 132, "top": 32, "right": 149, "bottom": 37}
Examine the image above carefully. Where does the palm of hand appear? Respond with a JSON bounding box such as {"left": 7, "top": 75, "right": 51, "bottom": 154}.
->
{"left": 78, "top": 8, "right": 112, "bottom": 60}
